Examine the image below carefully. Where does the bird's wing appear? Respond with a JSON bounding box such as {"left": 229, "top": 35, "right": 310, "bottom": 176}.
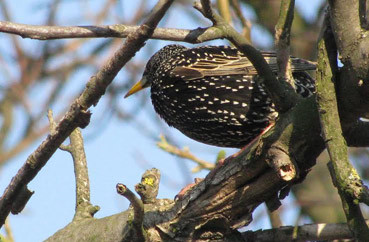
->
{"left": 170, "top": 49, "right": 316, "bottom": 81}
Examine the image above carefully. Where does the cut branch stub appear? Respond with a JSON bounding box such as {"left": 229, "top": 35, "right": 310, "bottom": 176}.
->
{"left": 135, "top": 168, "right": 161, "bottom": 204}
{"left": 265, "top": 146, "right": 297, "bottom": 181}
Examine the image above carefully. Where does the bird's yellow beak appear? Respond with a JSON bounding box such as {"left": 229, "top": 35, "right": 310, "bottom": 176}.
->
{"left": 124, "top": 77, "right": 149, "bottom": 98}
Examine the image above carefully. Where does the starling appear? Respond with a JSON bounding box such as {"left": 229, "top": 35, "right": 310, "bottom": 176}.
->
{"left": 125, "top": 45, "right": 315, "bottom": 148}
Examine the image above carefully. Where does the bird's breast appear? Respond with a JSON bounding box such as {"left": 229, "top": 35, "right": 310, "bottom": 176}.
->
{"left": 150, "top": 74, "right": 277, "bottom": 148}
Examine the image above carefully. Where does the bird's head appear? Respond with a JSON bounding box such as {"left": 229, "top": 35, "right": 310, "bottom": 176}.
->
{"left": 124, "top": 44, "right": 187, "bottom": 98}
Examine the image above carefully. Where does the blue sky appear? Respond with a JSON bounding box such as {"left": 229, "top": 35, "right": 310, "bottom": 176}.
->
{"left": 0, "top": 0, "right": 323, "bottom": 241}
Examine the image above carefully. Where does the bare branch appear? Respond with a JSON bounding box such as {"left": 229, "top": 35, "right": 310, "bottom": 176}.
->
{"left": 116, "top": 183, "right": 146, "bottom": 242}
{"left": 57, "top": 122, "right": 100, "bottom": 221}
{"left": 3, "top": 218, "right": 14, "bottom": 242}
{"left": 267, "top": 209, "right": 283, "bottom": 228}
{"left": 9, "top": 186, "right": 33, "bottom": 215}
{"left": 157, "top": 135, "right": 215, "bottom": 172}
{"left": 329, "top": 0, "right": 369, "bottom": 119}
{"left": 0, "top": 0, "right": 175, "bottom": 228}
{"left": 242, "top": 220, "right": 369, "bottom": 241}
{"left": 217, "top": 0, "right": 232, "bottom": 24}
{"left": 230, "top": 0, "right": 252, "bottom": 42}
{"left": 0, "top": 21, "right": 224, "bottom": 44}
{"left": 265, "top": 146, "right": 297, "bottom": 182}
{"left": 316, "top": 17, "right": 369, "bottom": 239}
{"left": 274, "top": 0, "right": 295, "bottom": 84}
{"left": 344, "top": 120, "right": 369, "bottom": 147}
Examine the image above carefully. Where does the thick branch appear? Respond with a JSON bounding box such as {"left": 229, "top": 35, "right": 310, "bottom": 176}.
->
{"left": 242, "top": 220, "right": 369, "bottom": 241}
{"left": 0, "top": 0, "right": 175, "bottom": 228}
{"left": 328, "top": 1, "right": 369, "bottom": 119}
{"left": 47, "top": 95, "right": 326, "bottom": 241}
{"left": 328, "top": 0, "right": 369, "bottom": 77}
{"left": 152, "top": 95, "right": 324, "bottom": 240}
{"left": 344, "top": 120, "right": 369, "bottom": 147}
{"left": 316, "top": 22, "right": 369, "bottom": 239}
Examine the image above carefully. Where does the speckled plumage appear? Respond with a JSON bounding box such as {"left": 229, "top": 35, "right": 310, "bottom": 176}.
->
{"left": 142, "top": 45, "right": 315, "bottom": 148}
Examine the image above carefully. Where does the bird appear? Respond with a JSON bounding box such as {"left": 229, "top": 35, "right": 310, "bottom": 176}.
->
{"left": 124, "top": 45, "right": 316, "bottom": 148}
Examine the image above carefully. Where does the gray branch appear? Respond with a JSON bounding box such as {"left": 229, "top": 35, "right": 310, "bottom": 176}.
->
{"left": 0, "top": 20, "right": 225, "bottom": 43}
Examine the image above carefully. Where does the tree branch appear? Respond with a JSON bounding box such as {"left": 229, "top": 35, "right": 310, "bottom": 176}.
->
{"left": 45, "top": 64, "right": 327, "bottom": 240}
{"left": 47, "top": 94, "right": 326, "bottom": 240}
{"left": 116, "top": 184, "right": 146, "bottom": 242}
{"left": 48, "top": 109, "right": 99, "bottom": 221}
{"left": 344, "top": 120, "right": 369, "bottom": 147}
{"left": 230, "top": 0, "right": 252, "bottom": 42}
{"left": 242, "top": 220, "right": 369, "bottom": 241}
{"left": 274, "top": 0, "right": 295, "bottom": 85}
{"left": 0, "top": 0, "right": 175, "bottom": 228}
{"left": 157, "top": 135, "right": 215, "bottom": 172}
{"left": 328, "top": 0, "right": 369, "bottom": 77}
{"left": 3, "top": 218, "right": 14, "bottom": 242}
{"left": 0, "top": 21, "right": 224, "bottom": 44}
{"left": 316, "top": 19, "right": 369, "bottom": 239}
{"left": 328, "top": 1, "right": 369, "bottom": 119}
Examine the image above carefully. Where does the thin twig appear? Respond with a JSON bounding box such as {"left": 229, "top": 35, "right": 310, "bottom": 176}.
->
{"left": 3, "top": 218, "right": 14, "bottom": 242}
{"left": 267, "top": 208, "right": 283, "bottom": 228}
{"left": 157, "top": 135, "right": 215, "bottom": 172}
{"left": 217, "top": 0, "right": 232, "bottom": 24}
{"left": 230, "top": 0, "right": 252, "bottom": 42}
{"left": 47, "top": 110, "right": 68, "bottom": 150}
{"left": 274, "top": 0, "right": 295, "bottom": 85}
{"left": 0, "top": 110, "right": 65, "bottom": 165}
{"left": 116, "top": 183, "right": 146, "bottom": 241}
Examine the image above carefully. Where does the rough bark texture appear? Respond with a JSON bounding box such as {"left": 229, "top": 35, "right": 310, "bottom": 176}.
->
{"left": 47, "top": 94, "right": 325, "bottom": 241}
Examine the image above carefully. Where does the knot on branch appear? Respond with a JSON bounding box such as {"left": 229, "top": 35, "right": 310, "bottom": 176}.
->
{"left": 75, "top": 110, "right": 91, "bottom": 129}
{"left": 193, "top": 216, "right": 243, "bottom": 241}
{"left": 11, "top": 186, "right": 34, "bottom": 215}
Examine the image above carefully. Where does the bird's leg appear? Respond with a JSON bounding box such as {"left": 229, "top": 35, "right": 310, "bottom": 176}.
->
{"left": 175, "top": 123, "right": 275, "bottom": 200}
{"left": 217, "top": 122, "right": 275, "bottom": 166}
{"left": 175, "top": 178, "right": 204, "bottom": 201}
